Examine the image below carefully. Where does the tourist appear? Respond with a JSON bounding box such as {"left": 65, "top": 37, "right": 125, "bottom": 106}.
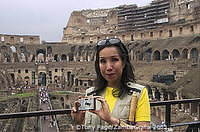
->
{"left": 71, "top": 38, "right": 150, "bottom": 131}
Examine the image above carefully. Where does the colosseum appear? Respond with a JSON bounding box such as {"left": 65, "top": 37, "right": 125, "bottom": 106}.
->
{"left": 0, "top": 0, "right": 199, "bottom": 131}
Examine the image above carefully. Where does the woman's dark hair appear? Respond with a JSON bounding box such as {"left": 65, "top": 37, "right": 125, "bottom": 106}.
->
{"left": 94, "top": 38, "right": 136, "bottom": 98}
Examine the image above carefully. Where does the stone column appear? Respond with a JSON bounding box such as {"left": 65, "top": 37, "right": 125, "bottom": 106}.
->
{"left": 80, "top": 56, "right": 83, "bottom": 62}
{"left": 188, "top": 51, "right": 190, "bottom": 59}
{"left": 152, "top": 87, "right": 156, "bottom": 100}
{"left": 88, "top": 55, "right": 91, "bottom": 61}
{"left": 198, "top": 103, "right": 200, "bottom": 120}
{"left": 66, "top": 55, "right": 69, "bottom": 61}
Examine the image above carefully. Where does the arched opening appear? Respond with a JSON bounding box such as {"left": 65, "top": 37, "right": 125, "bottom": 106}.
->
{"left": 4, "top": 53, "right": 11, "bottom": 62}
{"left": 54, "top": 76, "right": 58, "bottom": 83}
{"left": 10, "top": 46, "right": 17, "bottom": 53}
{"left": 20, "top": 46, "right": 26, "bottom": 53}
{"left": 144, "top": 48, "right": 152, "bottom": 62}
{"left": 162, "top": 50, "right": 170, "bottom": 60}
{"left": 153, "top": 50, "right": 161, "bottom": 60}
{"left": 47, "top": 46, "right": 52, "bottom": 54}
{"left": 1, "top": 45, "right": 8, "bottom": 51}
{"left": 169, "top": 30, "right": 173, "bottom": 37}
{"left": 190, "top": 48, "right": 199, "bottom": 63}
{"left": 24, "top": 76, "right": 30, "bottom": 85}
{"left": 182, "top": 49, "right": 188, "bottom": 59}
{"left": 61, "top": 54, "right": 67, "bottom": 61}
{"left": 38, "top": 72, "right": 46, "bottom": 86}
{"left": 54, "top": 54, "right": 59, "bottom": 62}
{"left": 37, "top": 49, "right": 46, "bottom": 63}
{"left": 172, "top": 49, "right": 180, "bottom": 59}
{"left": 10, "top": 73, "right": 15, "bottom": 84}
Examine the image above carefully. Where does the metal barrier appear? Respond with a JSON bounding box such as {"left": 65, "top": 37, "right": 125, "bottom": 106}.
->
{"left": 0, "top": 109, "right": 71, "bottom": 119}
{"left": 0, "top": 98, "right": 200, "bottom": 131}
{"left": 150, "top": 98, "right": 200, "bottom": 131}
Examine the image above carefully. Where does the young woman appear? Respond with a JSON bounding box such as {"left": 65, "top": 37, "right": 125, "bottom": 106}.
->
{"left": 71, "top": 38, "right": 150, "bottom": 131}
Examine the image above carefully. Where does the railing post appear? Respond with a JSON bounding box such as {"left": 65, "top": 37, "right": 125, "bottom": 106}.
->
{"left": 198, "top": 103, "right": 200, "bottom": 120}
{"left": 165, "top": 104, "right": 171, "bottom": 128}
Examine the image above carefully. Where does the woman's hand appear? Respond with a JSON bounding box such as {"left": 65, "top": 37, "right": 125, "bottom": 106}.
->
{"left": 90, "top": 96, "right": 119, "bottom": 125}
{"left": 71, "top": 100, "right": 85, "bottom": 124}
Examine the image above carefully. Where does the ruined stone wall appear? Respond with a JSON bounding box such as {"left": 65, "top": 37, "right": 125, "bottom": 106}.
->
{"left": 62, "top": 0, "right": 200, "bottom": 44}
{"left": 62, "top": 8, "right": 118, "bottom": 44}
{"left": 0, "top": 34, "right": 200, "bottom": 90}
{"left": 169, "top": 0, "right": 200, "bottom": 23}
{"left": 0, "top": 34, "right": 40, "bottom": 45}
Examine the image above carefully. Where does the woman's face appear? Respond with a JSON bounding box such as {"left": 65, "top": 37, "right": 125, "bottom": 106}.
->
{"left": 98, "top": 47, "right": 124, "bottom": 87}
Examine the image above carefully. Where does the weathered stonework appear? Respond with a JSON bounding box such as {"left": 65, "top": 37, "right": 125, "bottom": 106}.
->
{"left": 62, "top": 0, "right": 200, "bottom": 44}
{"left": 0, "top": 0, "right": 200, "bottom": 130}
{"left": 0, "top": 34, "right": 40, "bottom": 45}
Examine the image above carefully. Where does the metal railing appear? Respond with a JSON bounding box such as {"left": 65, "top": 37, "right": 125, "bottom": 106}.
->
{"left": 0, "top": 98, "right": 200, "bottom": 131}
{"left": 150, "top": 98, "right": 200, "bottom": 131}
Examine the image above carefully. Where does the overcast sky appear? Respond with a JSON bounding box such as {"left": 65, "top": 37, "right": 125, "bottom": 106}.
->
{"left": 0, "top": 0, "right": 151, "bottom": 42}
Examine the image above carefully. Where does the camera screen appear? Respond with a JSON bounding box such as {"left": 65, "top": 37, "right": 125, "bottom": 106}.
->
{"left": 78, "top": 97, "right": 96, "bottom": 111}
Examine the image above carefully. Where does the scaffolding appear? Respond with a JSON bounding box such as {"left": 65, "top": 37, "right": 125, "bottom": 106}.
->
{"left": 117, "top": 0, "right": 170, "bottom": 32}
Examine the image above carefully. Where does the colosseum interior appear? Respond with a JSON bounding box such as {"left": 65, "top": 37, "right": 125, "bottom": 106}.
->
{"left": 0, "top": 0, "right": 199, "bottom": 131}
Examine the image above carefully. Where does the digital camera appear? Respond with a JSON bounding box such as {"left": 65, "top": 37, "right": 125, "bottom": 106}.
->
{"left": 78, "top": 97, "right": 96, "bottom": 111}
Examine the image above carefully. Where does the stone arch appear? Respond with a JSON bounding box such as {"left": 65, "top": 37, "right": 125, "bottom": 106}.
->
{"left": 20, "top": 53, "right": 26, "bottom": 62}
{"left": 3, "top": 53, "right": 11, "bottom": 63}
{"left": 46, "top": 46, "right": 53, "bottom": 62}
{"left": 37, "top": 49, "right": 45, "bottom": 55}
{"left": 10, "top": 46, "right": 19, "bottom": 62}
{"left": 19, "top": 46, "right": 27, "bottom": 53}
{"left": 172, "top": 49, "right": 180, "bottom": 59}
{"left": 153, "top": 50, "right": 161, "bottom": 60}
{"left": 182, "top": 48, "right": 189, "bottom": 59}
{"left": 47, "top": 46, "right": 53, "bottom": 54}
{"left": 190, "top": 48, "right": 198, "bottom": 58}
{"left": 54, "top": 75, "right": 58, "bottom": 83}
{"left": 38, "top": 72, "right": 46, "bottom": 86}
{"left": 36, "top": 49, "right": 46, "bottom": 63}
{"left": 162, "top": 49, "right": 170, "bottom": 60}
{"left": 10, "top": 46, "right": 17, "bottom": 53}
{"left": 135, "top": 50, "right": 144, "bottom": 61}
{"left": 144, "top": 48, "right": 152, "bottom": 62}
{"left": 61, "top": 54, "right": 67, "bottom": 61}
{"left": 24, "top": 76, "right": 30, "bottom": 85}
{"left": 54, "top": 54, "right": 59, "bottom": 62}
{"left": 1, "top": 45, "right": 8, "bottom": 52}
{"left": 190, "top": 48, "right": 199, "bottom": 63}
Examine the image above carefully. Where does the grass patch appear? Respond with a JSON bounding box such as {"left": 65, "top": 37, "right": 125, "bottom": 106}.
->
{"left": 11, "top": 92, "right": 35, "bottom": 98}
{"left": 0, "top": 92, "right": 36, "bottom": 101}
{"left": 50, "top": 91, "right": 84, "bottom": 96}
